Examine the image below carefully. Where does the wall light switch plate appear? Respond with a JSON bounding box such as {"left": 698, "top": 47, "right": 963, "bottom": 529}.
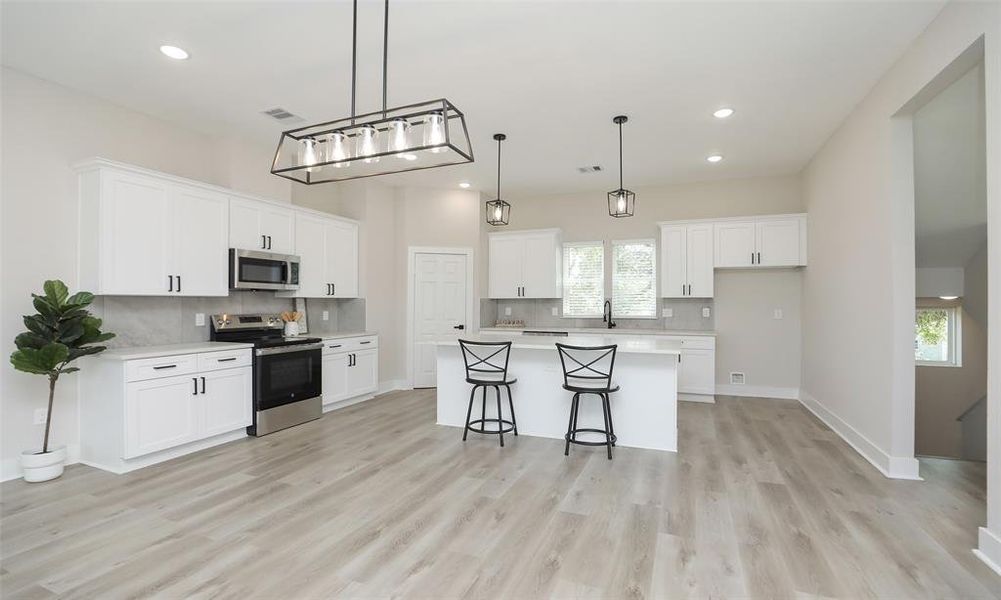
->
{"left": 322, "top": 310, "right": 330, "bottom": 321}
{"left": 504, "top": 306, "right": 512, "bottom": 316}
{"left": 662, "top": 308, "right": 674, "bottom": 318}
{"left": 551, "top": 306, "right": 559, "bottom": 316}
{"left": 194, "top": 313, "right": 205, "bottom": 327}
{"left": 33, "top": 408, "right": 47, "bottom": 425}
{"left": 773, "top": 309, "right": 784, "bottom": 320}
{"left": 702, "top": 307, "right": 711, "bottom": 318}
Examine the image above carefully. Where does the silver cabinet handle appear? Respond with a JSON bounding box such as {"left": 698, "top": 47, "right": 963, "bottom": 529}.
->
{"left": 153, "top": 364, "right": 177, "bottom": 370}
{"left": 217, "top": 357, "right": 237, "bottom": 362}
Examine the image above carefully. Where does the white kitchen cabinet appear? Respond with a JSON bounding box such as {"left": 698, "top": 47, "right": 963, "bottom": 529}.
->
{"left": 714, "top": 215, "right": 806, "bottom": 268}
{"left": 714, "top": 221, "right": 757, "bottom": 268}
{"left": 755, "top": 218, "right": 803, "bottom": 266}
{"left": 77, "top": 162, "right": 229, "bottom": 296}
{"left": 201, "top": 367, "right": 253, "bottom": 438}
{"left": 322, "top": 352, "right": 350, "bottom": 404}
{"left": 124, "top": 374, "right": 200, "bottom": 459}
{"left": 229, "top": 196, "right": 295, "bottom": 254}
{"left": 327, "top": 219, "right": 359, "bottom": 298}
{"left": 347, "top": 349, "right": 378, "bottom": 397}
{"left": 321, "top": 335, "right": 378, "bottom": 408}
{"left": 678, "top": 349, "right": 716, "bottom": 396}
{"left": 660, "top": 223, "right": 714, "bottom": 298}
{"left": 488, "top": 229, "right": 562, "bottom": 299}
{"left": 280, "top": 213, "right": 360, "bottom": 298}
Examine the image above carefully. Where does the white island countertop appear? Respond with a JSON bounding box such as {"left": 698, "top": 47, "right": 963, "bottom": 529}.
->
{"left": 436, "top": 333, "right": 681, "bottom": 355}
{"left": 480, "top": 327, "right": 715, "bottom": 337}
{"left": 98, "top": 341, "right": 254, "bottom": 361}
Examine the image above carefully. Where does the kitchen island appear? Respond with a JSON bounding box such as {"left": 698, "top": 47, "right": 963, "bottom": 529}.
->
{"left": 435, "top": 333, "right": 681, "bottom": 452}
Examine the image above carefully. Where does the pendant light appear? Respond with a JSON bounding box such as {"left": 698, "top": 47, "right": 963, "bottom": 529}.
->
{"left": 270, "top": 0, "right": 473, "bottom": 184}
{"left": 485, "top": 134, "right": 511, "bottom": 226}
{"left": 607, "top": 115, "right": 635, "bottom": 218}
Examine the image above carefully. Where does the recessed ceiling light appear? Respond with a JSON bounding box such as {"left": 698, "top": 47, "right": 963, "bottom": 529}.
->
{"left": 939, "top": 295, "right": 959, "bottom": 300}
{"left": 713, "top": 107, "right": 734, "bottom": 119}
{"left": 706, "top": 154, "right": 724, "bottom": 163}
{"left": 459, "top": 182, "right": 471, "bottom": 188}
{"left": 159, "top": 45, "right": 189, "bottom": 60}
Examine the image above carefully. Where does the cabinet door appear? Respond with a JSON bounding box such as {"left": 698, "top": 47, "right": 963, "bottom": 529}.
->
{"left": 327, "top": 219, "right": 359, "bottom": 298}
{"left": 171, "top": 185, "right": 229, "bottom": 297}
{"left": 678, "top": 349, "right": 715, "bottom": 395}
{"left": 660, "top": 225, "right": 687, "bottom": 298}
{"left": 686, "top": 224, "right": 715, "bottom": 298}
{"left": 322, "top": 353, "right": 350, "bottom": 405}
{"left": 101, "top": 171, "right": 172, "bottom": 295}
{"left": 488, "top": 235, "right": 525, "bottom": 299}
{"left": 262, "top": 205, "right": 295, "bottom": 254}
{"left": 756, "top": 218, "right": 802, "bottom": 267}
{"left": 288, "top": 212, "right": 330, "bottom": 298}
{"left": 124, "top": 375, "right": 200, "bottom": 458}
{"left": 200, "top": 367, "right": 252, "bottom": 437}
{"left": 347, "top": 350, "right": 378, "bottom": 397}
{"left": 229, "top": 197, "right": 266, "bottom": 251}
{"left": 714, "top": 221, "right": 755, "bottom": 268}
{"left": 521, "top": 232, "right": 562, "bottom": 298}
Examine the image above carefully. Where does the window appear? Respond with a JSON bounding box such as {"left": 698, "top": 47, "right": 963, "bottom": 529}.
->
{"left": 562, "top": 242, "right": 604, "bottom": 318}
{"left": 915, "top": 306, "right": 961, "bottom": 366}
{"left": 612, "top": 239, "right": 657, "bottom": 318}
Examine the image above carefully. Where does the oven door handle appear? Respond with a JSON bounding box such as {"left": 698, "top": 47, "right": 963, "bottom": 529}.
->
{"left": 255, "top": 342, "right": 323, "bottom": 357}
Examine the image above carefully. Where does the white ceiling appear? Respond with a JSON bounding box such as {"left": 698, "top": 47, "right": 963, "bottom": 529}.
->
{"left": 914, "top": 63, "right": 987, "bottom": 268}
{"left": 2, "top": 1, "right": 944, "bottom": 196}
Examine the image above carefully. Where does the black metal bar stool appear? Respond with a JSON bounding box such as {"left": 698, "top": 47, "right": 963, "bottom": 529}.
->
{"left": 458, "top": 339, "right": 518, "bottom": 447}
{"left": 555, "top": 343, "right": 619, "bottom": 460}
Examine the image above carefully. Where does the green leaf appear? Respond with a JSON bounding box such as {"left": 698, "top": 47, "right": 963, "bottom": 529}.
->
{"left": 59, "top": 367, "right": 80, "bottom": 375}
{"left": 23, "top": 315, "right": 55, "bottom": 338}
{"left": 43, "top": 280, "right": 69, "bottom": 306}
{"left": 66, "top": 292, "right": 95, "bottom": 307}
{"left": 14, "top": 332, "right": 48, "bottom": 350}
{"left": 10, "top": 344, "right": 65, "bottom": 375}
{"left": 67, "top": 345, "right": 107, "bottom": 361}
{"left": 57, "top": 321, "right": 85, "bottom": 343}
{"left": 32, "top": 295, "right": 59, "bottom": 320}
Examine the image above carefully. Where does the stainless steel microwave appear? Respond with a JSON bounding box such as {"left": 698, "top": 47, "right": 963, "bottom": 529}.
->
{"left": 229, "top": 249, "right": 300, "bottom": 291}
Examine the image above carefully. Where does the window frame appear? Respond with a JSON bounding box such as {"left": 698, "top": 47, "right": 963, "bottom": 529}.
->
{"left": 611, "top": 238, "right": 659, "bottom": 320}
{"left": 561, "top": 240, "right": 606, "bottom": 319}
{"left": 915, "top": 305, "right": 962, "bottom": 368}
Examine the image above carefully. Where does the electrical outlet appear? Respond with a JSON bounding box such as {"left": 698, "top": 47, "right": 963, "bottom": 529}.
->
{"left": 551, "top": 306, "right": 559, "bottom": 316}
{"left": 504, "top": 306, "right": 512, "bottom": 316}
{"left": 662, "top": 308, "right": 673, "bottom": 318}
{"left": 194, "top": 313, "right": 205, "bottom": 327}
{"left": 33, "top": 408, "right": 47, "bottom": 425}
{"left": 773, "top": 309, "right": 784, "bottom": 320}
{"left": 702, "top": 307, "right": 711, "bottom": 318}
{"left": 322, "top": 310, "right": 329, "bottom": 321}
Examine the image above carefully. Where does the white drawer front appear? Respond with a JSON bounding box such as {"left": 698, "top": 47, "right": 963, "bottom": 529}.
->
{"left": 126, "top": 354, "right": 199, "bottom": 382}
{"left": 322, "top": 335, "right": 378, "bottom": 355}
{"left": 197, "top": 349, "right": 252, "bottom": 372}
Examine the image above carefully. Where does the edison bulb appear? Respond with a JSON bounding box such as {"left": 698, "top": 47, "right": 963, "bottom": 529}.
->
{"left": 356, "top": 125, "right": 380, "bottom": 163}
{"left": 327, "top": 131, "right": 350, "bottom": 168}
{"left": 424, "top": 111, "right": 448, "bottom": 153}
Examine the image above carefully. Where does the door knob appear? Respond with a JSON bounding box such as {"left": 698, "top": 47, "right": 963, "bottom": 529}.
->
{"left": 453, "top": 324, "right": 465, "bottom": 330}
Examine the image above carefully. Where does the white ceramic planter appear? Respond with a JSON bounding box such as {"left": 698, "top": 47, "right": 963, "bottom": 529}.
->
{"left": 284, "top": 321, "right": 300, "bottom": 337}
{"left": 20, "top": 446, "right": 67, "bottom": 483}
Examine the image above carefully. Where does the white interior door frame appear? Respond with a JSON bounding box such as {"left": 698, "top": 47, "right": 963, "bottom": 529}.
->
{"left": 405, "top": 246, "right": 476, "bottom": 389}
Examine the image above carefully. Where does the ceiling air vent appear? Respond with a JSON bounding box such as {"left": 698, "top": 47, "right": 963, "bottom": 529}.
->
{"left": 577, "top": 165, "right": 603, "bottom": 174}
{"left": 261, "top": 107, "right": 304, "bottom": 123}
{"left": 730, "top": 372, "right": 745, "bottom": 385}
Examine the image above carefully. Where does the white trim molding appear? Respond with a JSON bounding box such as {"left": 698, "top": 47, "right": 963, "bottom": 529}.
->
{"left": 975, "top": 528, "right": 1001, "bottom": 577}
{"left": 799, "top": 391, "right": 922, "bottom": 480}
{"left": 715, "top": 384, "right": 800, "bottom": 400}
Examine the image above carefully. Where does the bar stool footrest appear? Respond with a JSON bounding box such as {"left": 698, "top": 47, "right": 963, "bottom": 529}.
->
{"left": 565, "top": 428, "right": 618, "bottom": 446}
{"left": 466, "top": 418, "right": 516, "bottom": 435}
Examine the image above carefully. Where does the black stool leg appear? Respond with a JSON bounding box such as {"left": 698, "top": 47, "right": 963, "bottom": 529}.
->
{"left": 564, "top": 393, "right": 579, "bottom": 456}
{"left": 571, "top": 393, "right": 582, "bottom": 443}
{"left": 494, "top": 386, "right": 504, "bottom": 447}
{"left": 604, "top": 393, "right": 616, "bottom": 446}
{"left": 601, "top": 393, "right": 613, "bottom": 460}
{"left": 462, "top": 385, "right": 477, "bottom": 441}
{"left": 480, "top": 385, "right": 487, "bottom": 432}
{"left": 505, "top": 385, "right": 518, "bottom": 435}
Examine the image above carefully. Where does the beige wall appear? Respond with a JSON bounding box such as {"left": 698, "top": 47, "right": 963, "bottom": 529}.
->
{"left": 0, "top": 67, "right": 289, "bottom": 480}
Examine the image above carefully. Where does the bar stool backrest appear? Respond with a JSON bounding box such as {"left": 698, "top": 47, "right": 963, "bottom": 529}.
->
{"left": 458, "top": 339, "right": 512, "bottom": 382}
{"left": 555, "top": 343, "right": 618, "bottom": 390}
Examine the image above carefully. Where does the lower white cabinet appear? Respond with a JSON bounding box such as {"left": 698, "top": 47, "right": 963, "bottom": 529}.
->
{"left": 678, "top": 349, "right": 716, "bottom": 396}
{"left": 322, "top": 335, "right": 379, "bottom": 407}
{"left": 81, "top": 346, "right": 253, "bottom": 473}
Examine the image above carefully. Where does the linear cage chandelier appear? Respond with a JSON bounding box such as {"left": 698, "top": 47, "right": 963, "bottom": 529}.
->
{"left": 271, "top": 0, "right": 473, "bottom": 184}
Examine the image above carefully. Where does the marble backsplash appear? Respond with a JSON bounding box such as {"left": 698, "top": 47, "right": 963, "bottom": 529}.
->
{"left": 480, "top": 297, "right": 714, "bottom": 332}
{"left": 92, "top": 291, "right": 366, "bottom": 348}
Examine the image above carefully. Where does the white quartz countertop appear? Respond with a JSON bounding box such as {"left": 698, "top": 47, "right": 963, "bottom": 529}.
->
{"left": 99, "top": 342, "right": 254, "bottom": 361}
{"left": 480, "top": 327, "right": 716, "bottom": 338}
{"left": 437, "top": 333, "right": 681, "bottom": 355}
{"left": 316, "top": 331, "right": 377, "bottom": 340}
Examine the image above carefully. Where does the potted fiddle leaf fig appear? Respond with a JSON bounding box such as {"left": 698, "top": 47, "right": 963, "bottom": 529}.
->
{"left": 10, "top": 280, "right": 114, "bottom": 482}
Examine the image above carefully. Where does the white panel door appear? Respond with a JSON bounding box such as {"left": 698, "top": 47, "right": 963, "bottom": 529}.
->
{"left": 678, "top": 349, "right": 715, "bottom": 395}
{"left": 714, "top": 221, "right": 756, "bottom": 268}
{"left": 414, "top": 253, "right": 468, "bottom": 388}
{"left": 200, "top": 367, "right": 252, "bottom": 437}
{"left": 327, "top": 219, "right": 359, "bottom": 298}
{"left": 488, "top": 236, "right": 524, "bottom": 298}
{"left": 124, "top": 375, "right": 200, "bottom": 458}
{"left": 660, "top": 225, "right": 687, "bottom": 298}
{"left": 322, "top": 353, "right": 350, "bottom": 405}
{"left": 170, "top": 184, "right": 229, "bottom": 297}
{"left": 291, "top": 213, "right": 330, "bottom": 298}
{"left": 686, "top": 224, "right": 715, "bottom": 298}
{"left": 102, "top": 171, "right": 171, "bottom": 295}
{"left": 756, "top": 218, "right": 802, "bottom": 267}
{"left": 229, "top": 197, "right": 266, "bottom": 251}
{"left": 262, "top": 205, "right": 295, "bottom": 254}
{"left": 522, "top": 233, "right": 561, "bottom": 298}
{"left": 347, "top": 350, "right": 379, "bottom": 397}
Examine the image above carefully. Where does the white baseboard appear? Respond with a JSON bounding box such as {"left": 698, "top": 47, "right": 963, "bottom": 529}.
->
{"left": 2, "top": 443, "right": 82, "bottom": 482}
{"left": 799, "top": 391, "right": 921, "bottom": 480}
{"left": 715, "top": 384, "right": 800, "bottom": 400}
{"left": 378, "top": 379, "right": 409, "bottom": 394}
{"left": 679, "top": 393, "right": 716, "bottom": 404}
{"left": 975, "top": 527, "right": 1001, "bottom": 577}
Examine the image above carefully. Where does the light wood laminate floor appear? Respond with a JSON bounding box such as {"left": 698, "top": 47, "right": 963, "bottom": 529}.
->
{"left": 2, "top": 390, "right": 999, "bottom": 599}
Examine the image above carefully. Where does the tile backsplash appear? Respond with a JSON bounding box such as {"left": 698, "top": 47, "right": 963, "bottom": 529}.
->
{"left": 93, "top": 291, "right": 366, "bottom": 348}
{"left": 480, "top": 298, "right": 714, "bottom": 332}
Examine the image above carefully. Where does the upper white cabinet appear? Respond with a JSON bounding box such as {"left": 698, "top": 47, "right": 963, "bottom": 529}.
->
{"left": 488, "top": 229, "right": 562, "bottom": 299}
{"left": 77, "top": 162, "right": 229, "bottom": 296}
{"left": 279, "top": 212, "right": 359, "bottom": 298}
{"left": 229, "top": 196, "right": 295, "bottom": 254}
{"left": 714, "top": 215, "right": 806, "bottom": 268}
{"left": 660, "top": 223, "right": 714, "bottom": 298}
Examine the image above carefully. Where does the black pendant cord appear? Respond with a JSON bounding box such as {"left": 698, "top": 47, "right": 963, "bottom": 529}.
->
{"left": 496, "top": 137, "right": 502, "bottom": 199}
{"left": 382, "top": 0, "right": 389, "bottom": 118}
{"left": 350, "top": 0, "right": 357, "bottom": 125}
{"left": 618, "top": 121, "right": 624, "bottom": 190}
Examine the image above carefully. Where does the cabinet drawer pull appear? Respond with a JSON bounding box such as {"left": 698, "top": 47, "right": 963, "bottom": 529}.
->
{"left": 217, "top": 357, "right": 237, "bottom": 362}
{"left": 153, "top": 364, "right": 177, "bottom": 370}
{"left": 360, "top": 341, "right": 371, "bottom": 344}
{"left": 327, "top": 344, "right": 342, "bottom": 349}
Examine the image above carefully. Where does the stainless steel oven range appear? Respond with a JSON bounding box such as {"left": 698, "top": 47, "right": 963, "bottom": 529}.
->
{"left": 210, "top": 313, "right": 321, "bottom": 436}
